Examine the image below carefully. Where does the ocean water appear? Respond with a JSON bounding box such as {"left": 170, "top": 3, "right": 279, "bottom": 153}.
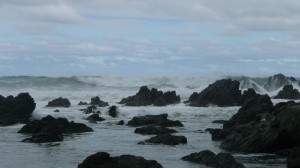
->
{"left": 0, "top": 76, "right": 286, "bottom": 168}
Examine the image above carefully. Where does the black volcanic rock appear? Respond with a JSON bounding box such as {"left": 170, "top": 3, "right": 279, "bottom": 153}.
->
{"left": 78, "top": 152, "right": 163, "bottom": 168}
{"left": 78, "top": 101, "right": 88, "bottom": 105}
{"left": 108, "top": 105, "right": 118, "bottom": 118}
{"left": 0, "top": 93, "right": 36, "bottom": 126}
{"left": 46, "top": 97, "right": 71, "bottom": 108}
{"left": 119, "top": 86, "right": 180, "bottom": 106}
{"left": 22, "top": 131, "right": 63, "bottom": 143}
{"left": 274, "top": 85, "right": 300, "bottom": 99}
{"left": 116, "top": 120, "right": 124, "bottom": 125}
{"left": 82, "top": 105, "right": 98, "bottom": 114}
{"left": 264, "top": 73, "right": 297, "bottom": 92}
{"left": 288, "top": 146, "right": 300, "bottom": 168}
{"left": 144, "top": 134, "right": 187, "bottom": 145}
{"left": 182, "top": 150, "right": 216, "bottom": 165}
{"left": 87, "top": 113, "right": 105, "bottom": 122}
{"left": 134, "top": 125, "right": 177, "bottom": 135}
{"left": 90, "top": 96, "right": 109, "bottom": 107}
{"left": 127, "top": 113, "right": 183, "bottom": 127}
{"left": 18, "top": 115, "right": 93, "bottom": 134}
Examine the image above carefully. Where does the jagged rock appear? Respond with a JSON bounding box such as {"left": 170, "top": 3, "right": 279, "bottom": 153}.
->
{"left": 78, "top": 152, "right": 163, "bottom": 168}
{"left": 116, "top": 120, "right": 124, "bottom": 125}
{"left": 144, "top": 134, "right": 187, "bottom": 145}
{"left": 18, "top": 115, "right": 93, "bottom": 134}
{"left": 108, "top": 106, "right": 118, "bottom": 118}
{"left": 46, "top": 97, "right": 71, "bottom": 108}
{"left": 119, "top": 86, "right": 180, "bottom": 106}
{"left": 127, "top": 114, "right": 183, "bottom": 127}
{"left": 90, "top": 96, "right": 109, "bottom": 107}
{"left": 0, "top": 93, "right": 36, "bottom": 126}
{"left": 182, "top": 150, "right": 245, "bottom": 168}
{"left": 87, "top": 114, "right": 105, "bottom": 122}
{"left": 274, "top": 85, "right": 300, "bottom": 99}
{"left": 78, "top": 101, "right": 88, "bottom": 105}
{"left": 264, "top": 73, "right": 297, "bottom": 92}
{"left": 134, "top": 125, "right": 177, "bottom": 135}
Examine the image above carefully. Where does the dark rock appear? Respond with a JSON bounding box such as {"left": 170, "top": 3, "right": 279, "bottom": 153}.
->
{"left": 119, "top": 86, "right": 180, "bottom": 106}
{"left": 78, "top": 152, "right": 163, "bottom": 168}
{"left": 116, "top": 120, "right": 124, "bottom": 125}
{"left": 264, "top": 73, "right": 297, "bottom": 92}
{"left": 287, "top": 146, "right": 300, "bottom": 168}
{"left": 144, "top": 134, "right": 187, "bottom": 145}
{"left": 90, "top": 96, "right": 109, "bottom": 107}
{"left": 127, "top": 113, "right": 183, "bottom": 127}
{"left": 18, "top": 115, "right": 93, "bottom": 134}
{"left": 83, "top": 105, "right": 97, "bottom": 114}
{"left": 207, "top": 128, "right": 229, "bottom": 141}
{"left": 134, "top": 125, "right": 177, "bottom": 135}
{"left": 87, "top": 114, "right": 105, "bottom": 122}
{"left": 46, "top": 97, "right": 71, "bottom": 108}
{"left": 274, "top": 85, "right": 300, "bottom": 99}
{"left": 0, "top": 93, "right": 36, "bottom": 126}
{"left": 78, "top": 101, "right": 88, "bottom": 105}
{"left": 22, "top": 131, "right": 63, "bottom": 143}
{"left": 53, "top": 109, "right": 60, "bottom": 113}
{"left": 238, "top": 88, "right": 261, "bottom": 106}
{"left": 181, "top": 150, "right": 216, "bottom": 165}
{"left": 186, "top": 79, "right": 242, "bottom": 107}
{"left": 108, "top": 106, "right": 118, "bottom": 118}
{"left": 212, "top": 120, "right": 227, "bottom": 124}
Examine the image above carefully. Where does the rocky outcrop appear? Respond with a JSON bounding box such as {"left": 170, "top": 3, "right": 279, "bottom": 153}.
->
{"left": 127, "top": 114, "right": 184, "bottom": 127}
{"left": 90, "top": 96, "right": 109, "bottom": 107}
{"left": 182, "top": 150, "right": 245, "bottom": 168}
{"left": 78, "top": 152, "right": 163, "bottom": 168}
{"left": 0, "top": 93, "right": 36, "bottom": 125}
{"left": 18, "top": 115, "right": 93, "bottom": 134}
{"left": 119, "top": 86, "right": 180, "bottom": 106}
{"left": 134, "top": 125, "right": 177, "bottom": 135}
{"left": 264, "top": 73, "right": 298, "bottom": 92}
{"left": 87, "top": 114, "right": 105, "bottom": 123}
{"left": 144, "top": 134, "right": 187, "bottom": 145}
{"left": 46, "top": 97, "right": 71, "bottom": 108}
{"left": 274, "top": 85, "right": 300, "bottom": 99}
{"left": 108, "top": 106, "right": 118, "bottom": 118}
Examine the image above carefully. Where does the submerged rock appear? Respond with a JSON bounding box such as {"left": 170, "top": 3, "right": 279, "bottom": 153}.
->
{"left": 0, "top": 93, "right": 36, "bottom": 126}
{"left": 127, "top": 113, "right": 183, "bottom": 127}
{"left": 46, "top": 97, "right": 71, "bottom": 108}
{"left": 22, "top": 131, "right": 63, "bottom": 143}
{"left": 119, "top": 86, "right": 180, "bottom": 106}
{"left": 87, "top": 113, "right": 105, "bottom": 122}
{"left": 90, "top": 96, "right": 109, "bottom": 107}
{"left": 134, "top": 125, "right": 177, "bottom": 135}
{"left": 274, "top": 85, "right": 300, "bottom": 99}
{"left": 78, "top": 101, "right": 88, "bottom": 105}
{"left": 144, "top": 134, "right": 187, "bottom": 145}
{"left": 78, "top": 152, "right": 163, "bottom": 168}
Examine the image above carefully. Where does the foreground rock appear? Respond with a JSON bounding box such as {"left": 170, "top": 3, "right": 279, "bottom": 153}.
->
{"left": 127, "top": 113, "right": 183, "bottom": 127}
{"left": 287, "top": 146, "right": 300, "bottom": 168}
{"left": 78, "top": 152, "right": 163, "bottom": 168}
{"left": 0, "top": 93, "right": 36, "bottom": 125}
{"left": 18, "top": 115, "right": 93, "bottom": 134}
{"left": 46, "top": 97, "right": 71, "bottom": 108}
{"left": 90, "top": 96, "right": 109, "bottom": 107}
{"left": 119, "top": 86, "right": 180, "bottom": 106}
{"left": 134, "top": 125, "right": 177, "bottom": 135}
{"left": 144, "top": 134, "right": 187, "bottom": 145}
{"left": 274, "top": 85, "right": 300, "bottom": 99}
{"left": 182, "top": 150, "right": 245, "bottom": 168}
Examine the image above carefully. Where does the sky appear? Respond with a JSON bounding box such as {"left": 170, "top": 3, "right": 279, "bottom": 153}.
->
{"left": 1, "top": 0, "right": 300, "bottom": 77}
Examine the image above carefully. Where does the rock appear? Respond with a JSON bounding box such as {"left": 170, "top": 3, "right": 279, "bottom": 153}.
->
{"left": 116, "top": 120, "right": 124, "bottom": 125}
{"left": 206, "top": 128, "right": 229, "bottom": 141}
{"left": 127, "top": 113, "right": 183, "bottom": 127}
{"left": 144, "top": 134, "right": 187, "bottom": 145}
{"left": 134, "top": 125, "right": 177, "bottom": 135}
{"left": 186, "top": 79, "right": 242, "bottom": 107}
{"left": 119, "top": 86, "right": 180, "bottom": 106}
{"left": 22, "top": 131, "right": 63, "bottom": 143}
{"left": 108, "top": 106, "right": 118, "bottom": 118}
{"left": 78, "top": 152, "right": 163, "bottom": 168}
{"left": 287, "top": 146, "right": 300, "bottom": 168}
{"left": 46, "top": 97, "right": 71, "bottom": 108}
{"left": 53, "top": 109, "right": 60, "bottom": 112}
{"left": 274, "top": 85, "right": 300, "bottom": 99}
{"left": 18, "top": 115, "right": 93, "bottom": 134}
{"left": 87, "top": 114, "right": 105, "bottom": 122}
{"left": 264, "top": 73, "right": 298, "bottom": 92}
{"left": 83, "top": 105, "right": 97, "bottom": 114}
{"left": 212, "top": 120, "right": 227, "bottom": 124}
{"left": 182, "top": 150, "right": 245, "bottom": 168}
{"left": 0, "top": 93, "right": 36, "bottom": 126}
{"left": 90, "top": 96, "right": 109, "bottom": 107}
{"left": 78, "top": 101, "right": 88, "bottom": 105}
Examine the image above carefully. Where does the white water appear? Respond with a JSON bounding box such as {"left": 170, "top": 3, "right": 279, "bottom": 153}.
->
{"left": 0, "top": 76, "right": 287, "bottom": 168}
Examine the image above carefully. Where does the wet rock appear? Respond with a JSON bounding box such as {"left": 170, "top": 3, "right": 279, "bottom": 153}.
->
{"left": 87, "top": 114, "right": 105, "bottom": 122}
{"left": 134, "top": 125, "right": 177, "bottom": 135}
{"left": 127, "top": 113, "right": 183, "bottom": 127}
{"left": 83, "top": 105, "right": 97, "bottom": 114}
{"left": 119, "top": 86, "right": 180, "bottom": 106}
{"left": 181, "top": 150, "right": 216, "bottom": 165}
{"left": 144, "top": 134, "right": 187, "bottom": 145}
{"left": 287, "top": 146, "right": 300, "bottom": 168}
{"left": 90, "top": 96, "right": 109, "bottom": 107}
{"left": 46, "top": 97, "right": 71, "bottom": 108}
{"left": 116, "top": 120, "right": 124, "bottom": 125}
{"left": 22, "top": 131, "right": 63, "bottom": 143}
{"left": 108, "top": 106, "right": 118, "bottom": 118}
{"left": 212, "top": 120, "right": 227, "bottom": 124}
{"left": 53, "top": 109, "right": 60, "bottom": 112}
{"left": 78, "top": 152, "right": 163, "bottom": 168}
{"left": 274, "top": 85, "right": 300, "bottom": 99}
{"left": 78, "top": 101, "right": 88, "bottom": 105}
{"left": 0, "top": 93, "right": 36, "bottom": 126}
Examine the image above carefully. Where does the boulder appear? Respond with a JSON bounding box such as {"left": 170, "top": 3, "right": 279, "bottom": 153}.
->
{"left": 134, "top": 125, "right": 177, "bottom": 135}
{"left": 53, "top": 109, "right": 60, "bottom": 113}
{"left": 108, "top": 106, "right": 118, "bottom": 118}
{"left": 274, "top": 85, "right": 300, "bottom": 99}
{"left": 144, "top": 134, "right": 187, "bottom": 145}
{"left": 119, "top": 86, "right": 180, "bottom": 106}
{"left": 287, "top": 146, "right": 300, "bottom": 168}
{"left": 181, "top": 150, "right": 216, "bottom": 165}
{"left": 0, "top": 93, "right": 36, "bottom": 126}
{"left": 78, "top": 152, "right": 163, "bottom": 168}
{"left": 87, "top": 114, "right": 105, "bottom": 122}
{"left": 22, "top": 131, "right": 63, "bottom": 143}
{"left": 78, "top": 101, "right": 88, "bottom": 105}
{"left": 18, "top": 115, "right": 93, "bottom": 134}
{"left": 116, "top": 120, "right": 124, "bottom": 125}
{"left": 90, "top": 96, "right": 109, "bottom": 107}
{"left": 46, "top": 97, "right": 71, "bottom": 108}
{"left": 127, "top": 113, "right": 183, "bottom": 127}
{"left": 83, "top": 105, "right": 98, "bottom": 114}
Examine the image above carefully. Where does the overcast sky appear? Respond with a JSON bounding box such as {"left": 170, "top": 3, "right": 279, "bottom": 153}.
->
{"left": 1, "top": 0, "right": 300, "bottom": 77}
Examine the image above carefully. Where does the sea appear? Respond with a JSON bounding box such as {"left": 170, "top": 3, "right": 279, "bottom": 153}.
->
{"left": 0, "top": 76, "right": 290, "bottom": 168}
